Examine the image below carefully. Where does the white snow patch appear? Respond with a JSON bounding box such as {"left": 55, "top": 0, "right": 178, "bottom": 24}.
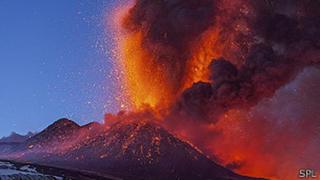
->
{"left": 0, "top": 162, "right": 14, "bottom": 168}
{"left": 0, "top": 161, "right": 63, "bottom": 179}
{"left": 20, "top": 165, "right": 37, "bottom": 173}
{"left": 0, "top": 168, "right": 38, "bottom": 176}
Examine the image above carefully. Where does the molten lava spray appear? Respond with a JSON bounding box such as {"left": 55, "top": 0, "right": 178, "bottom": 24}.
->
{"left": 112, "top": 0, "right": 320, "bottom": 179}
{"left": 116, "top": 0, "right": 228, "bottom": 109}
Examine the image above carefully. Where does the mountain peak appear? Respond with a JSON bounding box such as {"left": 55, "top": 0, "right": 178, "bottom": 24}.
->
{"left": 24, "top": 119, "right": 81, "bottom": 151}
{"left": 62, "top": 119, "right": 262, "bottom": 180}
{"left": 49, "top": 118, "right": 80, "bottom": 129}
{"left": 0, "top": 118, "right": 265, "bottom": 180}
{"left": 82, "top": 122, "right": 101, "bottom": 130}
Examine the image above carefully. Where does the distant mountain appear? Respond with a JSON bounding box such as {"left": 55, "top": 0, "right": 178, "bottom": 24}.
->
{"left": 0, "top": 132, "right": 35, "bottom": 143}
{"left": 0, "top": 132, "right": 35, "bottom": 155}
{"left": 23, "top": 118, "right": 81, "bottom": 152}
{"left": 0, "top": 118, "right": 266, "bottom": 180}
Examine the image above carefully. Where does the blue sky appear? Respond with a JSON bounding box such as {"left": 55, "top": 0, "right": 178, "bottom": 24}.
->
{"left": 0, "top": 1, "right": 121, "bottom": 137}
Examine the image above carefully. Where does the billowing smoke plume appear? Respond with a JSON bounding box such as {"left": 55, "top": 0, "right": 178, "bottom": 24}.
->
{"left": 114, "top": 0, "right": 320, "bottom": 179}
{"left": 168, "top": 0, "right": 320, "bottom": 124}
{"left": 208, "top": 66, "right": 320, "bottom": 179}
{"left": 122, "top": 0, "right": 216, "bottom": 95}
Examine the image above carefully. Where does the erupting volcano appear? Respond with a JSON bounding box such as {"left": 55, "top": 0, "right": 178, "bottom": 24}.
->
{"left": 112, "top": 0, "right": 320, "bottom": 179}
{"left": 1, "top": 0, "right": 320, "bottom": 180}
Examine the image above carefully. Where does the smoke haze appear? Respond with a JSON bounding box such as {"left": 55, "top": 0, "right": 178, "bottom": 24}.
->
{"left": 113, "top": 0, "right": 320, "bottom": 179}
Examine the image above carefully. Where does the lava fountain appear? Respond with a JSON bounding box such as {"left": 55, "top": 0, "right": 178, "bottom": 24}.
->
{"left": 109, "top": 0, "right": 320, "bottom": 180}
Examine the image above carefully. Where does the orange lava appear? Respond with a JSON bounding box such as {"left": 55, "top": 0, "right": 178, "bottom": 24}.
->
{"left": 118, "top": 31, "right": 174, "bottom": 109}
{"left": 182, "top": 27, "right": 223, "bottom": 89}
{"left": 113, "top": 13, "right": 226, "bottom": 110}
{"left": 109, "top": 1, "right": 302, "bottom": 180}
{"left": 111, "top": 3, "right": 175, "bottom": 110}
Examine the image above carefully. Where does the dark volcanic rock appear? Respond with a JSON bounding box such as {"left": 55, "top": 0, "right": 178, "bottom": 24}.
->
{"left": 61, "top": 119, "right": 264, "bottom": 180}
{"left": 0, "top": 142, "right": 20, "bottom": 155}
{"left": 0, "top": 119, "right": 265, "bottom": 180}
{"left": 26, "top": 118, "right": 80, "bottom": 145}
{"left": 23, "top": 118, "right": 81, "bottom": 152}
{"left": 0, "top": 119, "right": 84, "bottom": 159}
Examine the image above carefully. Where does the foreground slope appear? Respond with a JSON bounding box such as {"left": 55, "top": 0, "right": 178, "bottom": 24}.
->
{"left": 0, "top": 119, "right": 266, "bottom": 180}
{"left": 0, "top": 160, "right": 118, "bottom": 180}
{"left": 62, "top": 119, "right": 264, "bottom": 180}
